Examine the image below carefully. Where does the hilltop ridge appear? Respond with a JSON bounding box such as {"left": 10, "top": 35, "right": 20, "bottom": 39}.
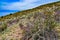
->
{"left": 0, "top": 1, "right": 60, "bottom": 21}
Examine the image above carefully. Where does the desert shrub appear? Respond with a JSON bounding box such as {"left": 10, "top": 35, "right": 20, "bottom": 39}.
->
{"left": 1, "top": 16, "right": 3, "bottom": 18}
{"left": 21, "top": 11, "right": 58, "bottom": 40}
{"left": 0, "top": 23, "right": 7, "bottom": 32}
{"left": 44, "top": 11, "right": 57, "bottom": 31}
{"left": 9, "top": 13, "right": 12, "bottom": 15}
{"left": 33, "top": 34, "right": 39, "bottom": 40}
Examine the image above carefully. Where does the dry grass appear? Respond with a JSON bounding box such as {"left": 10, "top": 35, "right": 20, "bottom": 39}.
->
{"left": 0, "top": 1, "right": 60, "bottom": 40}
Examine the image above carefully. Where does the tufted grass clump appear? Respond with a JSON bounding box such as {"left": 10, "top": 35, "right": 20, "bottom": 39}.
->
{"left": 0, "top": 23, "right": 7, "bottom": 33}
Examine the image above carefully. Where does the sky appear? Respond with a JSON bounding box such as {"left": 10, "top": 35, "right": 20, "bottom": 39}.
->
{"left": 0, "top": 0, "right": 59, "bottom": 16}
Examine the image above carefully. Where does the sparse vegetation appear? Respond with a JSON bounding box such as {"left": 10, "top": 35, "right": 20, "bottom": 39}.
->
{"left": 0, "top": 1, "right": 60, "bottom": 40}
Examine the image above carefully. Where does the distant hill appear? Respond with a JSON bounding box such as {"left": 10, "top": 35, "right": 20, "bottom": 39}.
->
{"left": 0, "top": 1, "right": 60, "bottom": 40}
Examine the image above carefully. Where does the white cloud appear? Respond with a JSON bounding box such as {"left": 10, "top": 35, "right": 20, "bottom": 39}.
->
{"left": 1, "top": 0, "right": 58, "bottom": 10}
{"left": 1, "top": 0, "right": 41, "bottom": 10}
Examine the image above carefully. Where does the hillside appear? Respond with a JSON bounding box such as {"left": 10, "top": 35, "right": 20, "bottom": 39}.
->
{"left": 0, "top": 1, "right": 60, "bottom": 40}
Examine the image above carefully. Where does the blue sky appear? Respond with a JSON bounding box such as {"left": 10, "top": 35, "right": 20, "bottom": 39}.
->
{"left": 0, "top": 0, "right": 59, "bottom": 16}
